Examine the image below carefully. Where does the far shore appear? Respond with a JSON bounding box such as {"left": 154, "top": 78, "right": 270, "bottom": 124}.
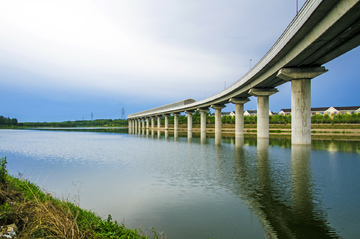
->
{"left": 2, "top": 124, "right": 360, "bottom": 140}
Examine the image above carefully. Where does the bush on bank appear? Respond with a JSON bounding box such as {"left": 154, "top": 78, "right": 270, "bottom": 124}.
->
{"left": 0, "top": 157, "right": 164, "bottom": 239}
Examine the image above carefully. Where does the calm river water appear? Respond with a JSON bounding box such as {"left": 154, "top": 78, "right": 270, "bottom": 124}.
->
{"left": 1, "top": 128, "right": 360, "bottom": 238}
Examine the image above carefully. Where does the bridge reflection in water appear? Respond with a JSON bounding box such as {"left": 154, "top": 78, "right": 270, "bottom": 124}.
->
{"left": 230, "top": 139, "right": 339, "bottom": 238}
{"left": 131, "top": 127, "right": 348, "bottom": 238}
{"left": 36, "top": 127, "right": 356, "bottom": 237}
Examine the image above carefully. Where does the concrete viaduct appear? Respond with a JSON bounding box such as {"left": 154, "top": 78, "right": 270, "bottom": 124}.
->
{"left": 128, "top": 0, "right": 360, "bottom": 145}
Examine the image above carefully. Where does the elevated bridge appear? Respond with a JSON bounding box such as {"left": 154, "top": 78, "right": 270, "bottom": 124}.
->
{"left": 128, "top": 0, "right": 360, "bottom": 145}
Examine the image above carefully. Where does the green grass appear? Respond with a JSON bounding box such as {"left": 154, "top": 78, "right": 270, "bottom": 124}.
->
{"left": 0, "top": 157, "right": 165, "bottom": 239}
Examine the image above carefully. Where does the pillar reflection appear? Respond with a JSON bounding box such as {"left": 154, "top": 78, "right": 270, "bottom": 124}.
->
{"left": 187, "top": 130, "right": 192, "bottom": 139}
{"left": 165, "top": 130, "right": 169, "bottom": 140}
{"left": 146, "top": 129, "right": 149, "bottom": 137}
{"left": 201, "top": 131, "right": 206, "bottom": 145}
{"left": 291, "top": 145, "right": 313, "bottom": 219}
{"left": 235, "top": 136, "right": 244, "bottom": 148}
{"left": 157, "top": 130, "right": 161, "bottom": 139}
{"left": 257, "top": 138, "right": 270, "bottom": 192}
{"left": 174, "top": 130, "right": 178, "bottom": 142}
{"left": 151, "top": 130, "right": 154, "bottom": 139}
{"left": 187, "top": 131, "right": 192, "bottom": 143}
{"left": 215, "top": 131, "right": 221, "bottom": 146}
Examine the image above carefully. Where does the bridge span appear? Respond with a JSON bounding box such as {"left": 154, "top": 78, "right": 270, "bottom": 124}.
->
{"left": 128, "top": 0, "right": 360, "bottom": 145}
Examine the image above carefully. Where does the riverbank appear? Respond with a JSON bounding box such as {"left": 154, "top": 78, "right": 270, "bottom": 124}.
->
{"left": 0, "top": 157, "right": 164, "bottom": 239}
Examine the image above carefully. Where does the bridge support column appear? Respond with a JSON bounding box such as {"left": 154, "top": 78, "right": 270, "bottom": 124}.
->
{"left": 141, "top": 118, "right": 145, "bottom": 129}
{"left": 134, "top": 119, "right": 138, "bottom": 130}
{"left": 211, "top": 104, "right": 226, "bottom": 134}
{"left": 164, "top": 114, "right": 170, "bottom": 130}
{"left": 157, "top": 115, "right": 161, "bottom": 129}
{"left": 172, "top": 112, "right": 180, "bottom": 130}
{"left": 229, "top": 97, "right": 250, "bottom": 137}
{"left": 185, "top": 110, "right": 195, "bottom": 132}
{"left": 146, "top": 118, "right": 149, "bottom": 128}
{"left": 198, "top": 107, "right": 209, "bottom": 133}
{"left": 277, "top": 67, "right": 327, "bottom": 145}
{"left": 151, "top": 116, "right": 155, "bottom": 128}
{"left": 249, "top": 88, "right": 278, "bottom": 139}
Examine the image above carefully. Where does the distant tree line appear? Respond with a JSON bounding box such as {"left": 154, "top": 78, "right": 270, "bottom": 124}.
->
{"left": 16, "top": 119, "right": 128, "bottom": 128}
{"left": 152, "top": 111, "right": 360, "bottom": 125}
{"left": 311, "top": 113, "right": 360, "bottom": 124}
{"left": 0, "top": 116, "right": 18, "bottom": 126}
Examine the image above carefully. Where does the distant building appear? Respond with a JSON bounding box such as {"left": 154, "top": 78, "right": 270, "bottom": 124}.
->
{"left": 279, "top": 106, "right": 360, "bottom": 115}
{"left": 279, "top": 109, "right": 291, "bottom": 115}
{"left": 244, "top": 110, "right": 257, "bottom": 116}
{"left": 222, "top": 111, "right": 235, "bottom": 117}
{"left": 311, "top": 107, "right": 330, "bottom": 115}
{"left": 244, "top": 110, "right": 273, "bottom": 116}
{"left": 332, "top": 106, "right": 360, "bottom": 114}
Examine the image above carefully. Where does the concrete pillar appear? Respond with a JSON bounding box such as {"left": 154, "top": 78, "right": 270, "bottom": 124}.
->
{"left": 142, "top": 118, "right": 145, "bottom": 129}
{"left": 157, "top": 115, "right": 161, "bottom": 129}
{"left": 277, "top": 67, "right": 328, "bottom": 145}
{"left": 211, "top": 104, "right": 226, "bottom": 134}
{"left": 172, "top": 112, "right": 180, "bottom": 130}
{"left": 164, "top": 114, "right": 170, "bottom": 130}
{"left": 185, "top": 110, "right": 195, "bottom": 132}
{"left": 249, "top": 88, "right": 278, "bottom": 139}
{"left": 134, "top": 119, "right": 138, "bottom": 130}
{"left": 128, "top": 119, "right": 131, "bottom": 134}
{"left": 151, "top": 116, "right": 155, "bottom": 128}
{"left": 198, "top": 107, "right": 209, "bottom": 133}
{"left": 146, "top": 118, "right": 149, "bottom": 129}
{"left": 229, "top": 97, "right": 250, "bottom": 137}
{"left": 131, "top": 120, "right": 135, "bottom": 134}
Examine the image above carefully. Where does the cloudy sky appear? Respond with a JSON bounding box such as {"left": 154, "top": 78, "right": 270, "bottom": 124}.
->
{"left": 1, "top": 0, "right": 359, "bottom": 122}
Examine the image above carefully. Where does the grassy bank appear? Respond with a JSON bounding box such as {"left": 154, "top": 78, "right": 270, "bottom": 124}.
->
{"left": 0, "top": 157, "right": 164, "bottom": 238}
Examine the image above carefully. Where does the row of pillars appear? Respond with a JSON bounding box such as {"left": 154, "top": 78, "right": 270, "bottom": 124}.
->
{"left": 128, "top": 67, "right": 327, "bottom": 145}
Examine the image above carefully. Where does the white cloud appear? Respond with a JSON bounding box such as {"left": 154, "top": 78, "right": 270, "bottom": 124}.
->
{"left": 0, "top": 0, "right": 308, "bottom": 104}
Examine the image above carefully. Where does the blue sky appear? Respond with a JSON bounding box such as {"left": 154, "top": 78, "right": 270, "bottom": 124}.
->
{"left": 1, "top": 0, "right": 359, "bottom": 122}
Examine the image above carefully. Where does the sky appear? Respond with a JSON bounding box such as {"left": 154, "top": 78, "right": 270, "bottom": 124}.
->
{"left": 1, "top": 0, "right": 359, "bottom": 122}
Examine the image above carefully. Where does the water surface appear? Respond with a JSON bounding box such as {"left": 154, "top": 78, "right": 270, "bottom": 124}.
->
{"left": 0, "top": 129, "right": 359, "bottom": 238}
